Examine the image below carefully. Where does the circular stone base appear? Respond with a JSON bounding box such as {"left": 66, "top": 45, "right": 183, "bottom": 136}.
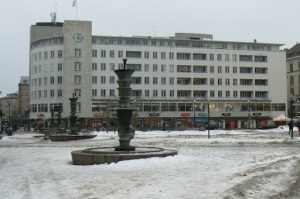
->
{"left": 49, "top": 134, "right": 97, "bottom": 141}
{"left": 71, "top": 147, "right": 178, "bottom": 165}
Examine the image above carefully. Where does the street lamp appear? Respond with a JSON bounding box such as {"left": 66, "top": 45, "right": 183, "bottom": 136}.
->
{"left": 248, "top": 100, "right": 251, "bottom": 129}
{"left": 290, "top": 97, "right": 294, "bottom": 139}
{"left": 207, "top": 100, "right": 210, "bottom": 139}
{"left": 7, "top": 102, "right": 12, "bottom": 136}
{"left": 193, "top": 100, "right": 196, "bottom": 128}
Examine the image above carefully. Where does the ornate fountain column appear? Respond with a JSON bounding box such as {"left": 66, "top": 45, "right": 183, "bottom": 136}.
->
{"left": 114, "top": 58, "right": 136, "bottom": 151}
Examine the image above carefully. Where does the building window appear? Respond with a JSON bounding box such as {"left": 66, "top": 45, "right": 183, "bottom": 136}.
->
{"left": 144, "top": 64, "right": 149, "bottom": 72}
{"left": 110, "top": 50, "right": 115, "bottom": 58}
{"left": 50, "top": 89, "right": 55, "bottom": 97}
{"left": 101, "top": 63, "right": 106, "bottom": 71}
{"left": 233, "top": 79, "right": 237, "bottom": 86}
{"left": 57, "top": 89, "right": 63, "bottom": 97}
{"left": 153, "top": 64, "right": 158, "bottom": 72}
{"left": 75, "top": 49, "right": 81, "bottom": 57}
{"left": 58, "top": 63, "right": 63, "bottom": 71}
{"left": 75, "top": 62, "right": 81, "bottom": 71}
{"left": 145, "top": 90, "right": 150, "bottom": 97}
{"left": 110, "top": 89, "right": 115, "bottom": 97}
{"left": 177, "top": 53, "right": 191, "bottom": 60}
{"left": 233, "top": 67, "right": 237, "bottom": 73}
{"left": 92, "top": 76, "right": 97, "bottom": 84}
{"left": 239, "top": 55, "right": 253, "bottom": 62}
{"left": 75, "top": 75, "right": 81, "bottom": 84}
{"left": 144, "top": 77, "right": 149, "bottom": 84}
{"left": 210, "top": 90, "right": 215, "bottom": 98}
{"left": 50, "top": 76, "right": 55, "bottom": 84}
{"left": 193, "top": 65, "right": 207, "bottom": 73}
{"left": 217, "top": 66, "right": 222, "bottom": 74}
{"left": 101, "top": 50, "right": 106, "bottom": 58}
{"left": 144, "top": 51, "right": 149, "bottom": 59}
{"left": 153, "top": 52, "right": 158, "bottom": 59}
{"left": 76, "top": 102, "right": 81, "bottom": 113}
{"left": 118, "top": 51, "right": 123, "bottom": 58}
{"left": 92, "top": 63, "right": 97, "bottom": 71}
{"left": 255, "top": 67, "right": 268, "bottom": 74}
{"left": 218, "top": 78, "right": 222, "bottom": 85}
{"left": 101, "top": 89, "right": 106, "bottom": 97}
{"left": 225, "top": 78, "right": 230, "bottom": 85}
{"left": 170, "top": 90, "right": 174, "bottom": 97}
{"left": 50, "top": 51, "right": 55, "bottom": 59}
{"left": 232, "top": 54, "right": 237, "bottom": 62}
{"left": 169, "top": 77, "right": 174, "bottom": 85}
{"left": 92, "top": 89, "right": 97, "bottom": 97}
{"left": 44, "top": 51, "right": 48, "bottom": 59}
{"left": 57, "top": 76, "right": 63, "bottom": 84}
{"left": 169, "top": 52, "right": 174, "bottom": 59}
{"left": 225, "top": 66, "right": 230, "bottom": 73}
{"left": 177, "top": 65, "right": 191, "bottom": 72}
{"left": 240, "top": 67, "right": 253, "bottom": 74}
{"left": 225, "top": 54, "right": 229, "bottom": 62}
{"left": 161, "top": 52, "right": 166, "bottom": 59}
{"left": 233, "top": 90, "right": 238, "bottom": 98}
{"left": 153, "top": 90, "right": 158, "bottom": 97}
{"left": 101, "top": 76, "right": 106, "bottom": 84}
{"left": 209, "top": 53, "right": 214, "bottom": 61}
{"left": 170, "top": 65, "right": 174, "bottom": 72}
{"left": 217, "top": 54, "right": 222, "bottom": 61}
{"left": 161, "top": 64, "right": 166, "bottom": 72}
{"left": 57, "top": 50, "right": 63, "bottom": 58}
{"left": 254, "top": 56, "right": 267, "bottom": 62}
{"left": 210, "top": 66, "right": 214, "bottom": 73}
{"left": 92, "top": 50, "right": 97, "bottom": 57}
{"left": 210, "top": 78, "right": 214, "bottom": 85}
{"left": 110, "top": 63, "right": 115, "bottom": 71}
{"left": 161, "top": 77, "right": 166, "bottom": 85}
{"left": 110, "top": 76, "right": 115, "bottom": 84}
{"left": 218, "top": 90, "right": 222, "bottom": 98}
{"left": 153, "top": 77, "right": 158, "bottom": 84}
{"left": 226, "top": 90, "right": 230, "bottom": 98}
{"left": 161, "top": 90, "right": 166, "bottom": 97}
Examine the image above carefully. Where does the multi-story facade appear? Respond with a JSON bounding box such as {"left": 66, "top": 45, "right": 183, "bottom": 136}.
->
{"left": 18, "top": 76, "right": 30, "bottom": 119}
{"left": 29, "top": 20, "right": 287, "bottom": 129}
{"left": 287, "top": 43, "right": 300, "bottom": 115}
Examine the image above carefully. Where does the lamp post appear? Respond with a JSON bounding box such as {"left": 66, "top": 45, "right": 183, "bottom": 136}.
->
{"left": 207, "top": 100, "right": 210, "bottom": 139}
{"left": 7, "top": 102, "right": 12, "bottom": 136}
{"left": 248, "top": 100, "right": 251, "bottom": 129}
{"left": 193, "top": 100, "right": 196, "bottom": 128}
{"left": 290, "top": 97, "right": 294, "bottom": 139}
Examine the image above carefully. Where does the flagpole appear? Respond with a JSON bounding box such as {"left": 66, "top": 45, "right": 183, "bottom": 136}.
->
{"left": 76, "top": 0, "right": 78, "bottom": 21}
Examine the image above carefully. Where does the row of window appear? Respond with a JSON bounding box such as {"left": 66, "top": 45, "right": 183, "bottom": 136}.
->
{"left": 30, "top": 75, "right": 268, "bottom": 87}
{"left": 31, "top": 101, "right": 284, "bottom": 114}
{"left": 30, "top": 89, "right": 268, "bottom": 99}
{"left": 92, "top": 37, "right": 273, "bottom": 52}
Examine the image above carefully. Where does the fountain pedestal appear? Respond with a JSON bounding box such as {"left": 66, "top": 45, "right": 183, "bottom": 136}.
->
{"left": 71, "top": 59, "right": 177, "bottom": 165}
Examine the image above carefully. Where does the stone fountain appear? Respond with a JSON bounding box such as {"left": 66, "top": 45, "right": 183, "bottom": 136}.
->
{"left": 71, "top": 58, "right": 177, "bottom": 165}
{"left": 48, "top": 94, "right": 96, "bottom": 141}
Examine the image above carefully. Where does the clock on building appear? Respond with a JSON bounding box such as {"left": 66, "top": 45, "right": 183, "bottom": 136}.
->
{"left": 72, "top": 32, "right": 84, "bottom": 42}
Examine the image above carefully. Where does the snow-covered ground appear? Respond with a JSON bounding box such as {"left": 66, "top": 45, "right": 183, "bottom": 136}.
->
{"left": 1, "top": 126, "right": 300, "bottom": 199}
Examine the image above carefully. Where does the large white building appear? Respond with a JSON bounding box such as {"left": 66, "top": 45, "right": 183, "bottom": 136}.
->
{"left": 29, "top": 20, "right": 287, "bottom": 129}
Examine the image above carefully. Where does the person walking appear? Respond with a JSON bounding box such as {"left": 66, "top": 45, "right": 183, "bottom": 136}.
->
{"left": 288, "top": 122, "right": 293, "bottom": 135}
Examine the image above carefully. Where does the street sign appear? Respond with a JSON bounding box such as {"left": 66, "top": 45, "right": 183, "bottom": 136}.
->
{"left": 222, "top": 113, "right": 231, "bottom": 116}
{"left": 198, "top": 112, "right": 207, "bottom": 116}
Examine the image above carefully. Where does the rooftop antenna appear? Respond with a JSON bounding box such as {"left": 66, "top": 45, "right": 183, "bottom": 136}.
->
{"left": 50, "top": 2, "right": 57, "bottom": 23}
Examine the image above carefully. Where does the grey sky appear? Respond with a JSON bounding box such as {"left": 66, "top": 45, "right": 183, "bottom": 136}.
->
{"left": 0, "top": 0, "right": 299, "bottom": 96}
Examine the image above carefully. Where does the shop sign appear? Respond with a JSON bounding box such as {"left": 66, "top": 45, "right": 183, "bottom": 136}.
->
{"left": 252, "top": 113, "right": 262, "bottom": 116}
{"left": 180, "top": 113, "right": 191, "bottom": 117}
{"left": 149, "top": 112, "right": 160, "bottom": 117}
{"left": 195, "top": 118, "right": 208, "bottom": 123}
{"left": 222, "top": 113, "right": 231, "bottom": 116}
{"left": 198, "top": 112, "right": 207, "bottom": 116}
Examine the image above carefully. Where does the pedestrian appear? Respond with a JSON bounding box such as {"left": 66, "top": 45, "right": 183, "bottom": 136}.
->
{"left": 288, "top": 122, "right": 293, "bottom": 134}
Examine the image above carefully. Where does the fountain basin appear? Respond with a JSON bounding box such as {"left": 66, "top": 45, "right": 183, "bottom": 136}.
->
{"left": 71, "top": 147, "right": 177, "bottom": 165}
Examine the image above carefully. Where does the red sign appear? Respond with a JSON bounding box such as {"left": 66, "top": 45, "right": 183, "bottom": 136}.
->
{"left": 180, "top": 113, "right": 191, "bottom": 117}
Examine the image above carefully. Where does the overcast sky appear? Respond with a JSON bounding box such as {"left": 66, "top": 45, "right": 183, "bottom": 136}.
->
{"left": 0, "top": 0, "right": 299, "bottom": 96}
